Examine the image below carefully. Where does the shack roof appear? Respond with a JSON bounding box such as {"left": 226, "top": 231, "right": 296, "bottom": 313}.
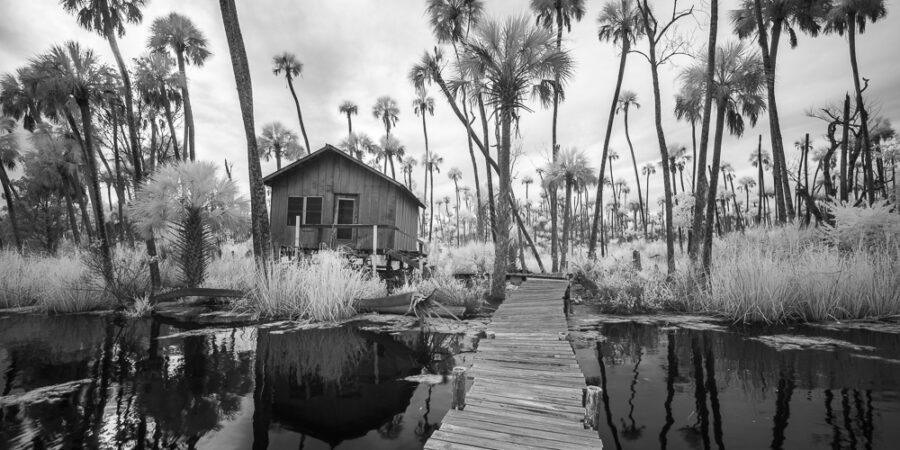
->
{"left": 262, "top": 144, "right": 424, "bottom": 208}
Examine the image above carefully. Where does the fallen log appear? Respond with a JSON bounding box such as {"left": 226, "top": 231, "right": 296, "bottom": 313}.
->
{"left": 150, "top": 288, "right": 246, "bottom": 304}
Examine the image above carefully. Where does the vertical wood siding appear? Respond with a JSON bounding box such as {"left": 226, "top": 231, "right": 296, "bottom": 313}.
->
{"left": 267, "top": 150, "right": 419, "bottom": 253}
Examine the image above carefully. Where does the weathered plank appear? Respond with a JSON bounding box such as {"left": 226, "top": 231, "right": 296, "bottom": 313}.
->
{"left": 426, "top": 279, "right": 602, "bottom": 449}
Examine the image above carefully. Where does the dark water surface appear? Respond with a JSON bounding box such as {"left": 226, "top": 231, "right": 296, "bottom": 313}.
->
{"left": 0, "top": 314, "right": 465, "bottom": 449}
{"left": 573, "top": 320, "right": 900, "bottom": 450}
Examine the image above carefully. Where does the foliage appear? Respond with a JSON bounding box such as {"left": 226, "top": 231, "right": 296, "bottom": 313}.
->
{"left": 820, "top": 200, "right": 900, "bottom": 251}
{"left": 246, "top": 250, "right": 387, "bottom": 321}
{"left": 0, "top": 249, "right": 112, "bottom": 312}
{"left": 130, "top": 160, "right": 248, "bottom": 287}
{"left": 394, "top": 266, "right": 487, "bottom": 314}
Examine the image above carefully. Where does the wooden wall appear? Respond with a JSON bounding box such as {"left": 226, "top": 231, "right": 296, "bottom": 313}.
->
{"left": 268, "top": 151, "right": 420, "bottom": 253}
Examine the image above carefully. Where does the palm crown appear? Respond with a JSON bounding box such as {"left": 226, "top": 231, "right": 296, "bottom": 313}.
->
{"left": 148, "top": 13, "right": 211, "bottom": 66}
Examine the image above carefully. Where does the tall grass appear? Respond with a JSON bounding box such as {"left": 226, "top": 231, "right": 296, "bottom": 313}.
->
{"left": 0, "top": 250, "right": 111, "bottom": 312}
{"left": 247, "top": 250, "right": 386, "bottom": 321}
{"left": 426, "top": 240, "right": 550, "bottom": 274}
{"left": 572, "top": 225, "right": 900, "bottom": 324}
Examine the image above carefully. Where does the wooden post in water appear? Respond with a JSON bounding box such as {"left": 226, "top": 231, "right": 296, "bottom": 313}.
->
{"left": 372, "top": 224, "right": 378, "bottom": 276}
{"left": 451, "top": 366, "right": 467, "bottom": 410}
{"left": 583, "top": 385, "right": 602, "bottom": 430}
{"left": 632, "top": 250, "right": 642, "bottom": 271}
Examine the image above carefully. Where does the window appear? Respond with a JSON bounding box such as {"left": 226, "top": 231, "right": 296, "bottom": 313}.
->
{"left": 335, "top": 197, "right": 356, "bottom": 240}
{"left": 287, "top": 196, "right": 323, "bottom": 226}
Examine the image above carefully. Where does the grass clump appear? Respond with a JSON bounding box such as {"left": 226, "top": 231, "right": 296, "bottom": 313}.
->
{"left": 395, "top": 267, "right": 488, "bottom": 315}
{"left": 0, "top": 250, "right": 112, "bottom": 313}
{"left": 573, "top": 222, "right": 900, "bottom": 324}
{"left": 247, "top": 250, "right": 386, "bottom": 321}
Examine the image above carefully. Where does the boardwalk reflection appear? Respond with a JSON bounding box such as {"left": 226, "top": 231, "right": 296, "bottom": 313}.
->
{"left": 577, "top": 321, "right": 900, "bottom": 450}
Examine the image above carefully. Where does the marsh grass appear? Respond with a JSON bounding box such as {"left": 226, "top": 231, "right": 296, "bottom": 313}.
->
{"left": 573, "top": 225, "right": 900, "bottom": 324}
{"left": 247, "top": 250, "right": 386, "bottom": 321}
{"left": 0, "top": 250, "right": 111, "bottom": 312}
{"left": 394, "top": 267, "right": 488, "bottom": 314}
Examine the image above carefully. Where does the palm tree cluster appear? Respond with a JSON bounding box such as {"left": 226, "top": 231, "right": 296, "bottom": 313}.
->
{"left": 0, "top": 0, "right": 895, "bottom": 303}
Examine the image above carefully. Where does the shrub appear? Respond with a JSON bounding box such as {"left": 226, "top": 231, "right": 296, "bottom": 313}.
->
{"left": 247, "top": 250, "right": 386, "bottom": 321}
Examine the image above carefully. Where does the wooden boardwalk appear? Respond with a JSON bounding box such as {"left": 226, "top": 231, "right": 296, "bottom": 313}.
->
{"left": 426, "top": 278, "right": 602, "bottom": 449}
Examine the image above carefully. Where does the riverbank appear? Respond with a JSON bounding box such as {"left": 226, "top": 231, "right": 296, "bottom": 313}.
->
{"left": 571, "top": 224, "right": 900, "bottom": 324}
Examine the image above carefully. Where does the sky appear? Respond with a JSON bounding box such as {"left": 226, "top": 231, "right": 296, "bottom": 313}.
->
{"left": 1, "top": 0, "right": 899, "bottom": 212}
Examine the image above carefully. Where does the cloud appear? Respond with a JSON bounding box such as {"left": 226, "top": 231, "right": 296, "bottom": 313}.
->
{"left": 1, "top": 0, "right": 898, "bottom": 212}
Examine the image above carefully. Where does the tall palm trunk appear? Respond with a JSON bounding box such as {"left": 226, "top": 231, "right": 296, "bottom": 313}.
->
{"left": 421, "top": 111, "right": 430, "bottom": 208}
{"left": 429, "top": 167, "right": 435, "bottom": 240}
{"left": 0, "top": 165, "right": 21, "bottom": 251}
{"left": 623, "top": 106, "right": 646, "bottom": 237}
{"left": 547, "top": 7, "right": 564, "bottom": 272}
{"left": 77, "top": 99, "right": 114, "bottom": 284}
{"left": 690, "top": 0, "right": 717, "bottom": 261}
{"left": 104, "top": 21, "right": 161, "bottom": 284}
{"left": 589, "top": 38, "right": 629, "bottom": 257}
{"left": 846, "top": 15, "right": 875, "bottom": 204}
{"left": 640, "top": 9, "right": 676, "bottom": 275}
{"left": 162, "top": 99, "right": 180, "bottom": 161}
{"left": 65, "top": 193, "right": 81, "bottom": 243}
{"left": 219, "top": 0, "right": 272, "bottom": 265}
{"left": 839, "top": 94, "right": 850, "bottom": 201}
{"left": 729, "top": 175, "right": 743, "bottom": 231}
{"left": 702, "top": 100, "right": 727, "bottom": 271}
{"left": 477, "top": 96, "right": 494, "bottom": 240}
{"left": 757, "top": 135, "right": 765, "bottom": 223}
{"left": 345, "top": 112, "right": 353, "bottom": 135}
{"left": 561, "top": 176, "right": 572, "bottom": 271}
{"left": 491, "top": 107, "right": 512, "bottom": 299}
{"left": 175, "top": 51, "right": 196, "bottom": 161}
{"left": 111, "top": 108, "right": 127, "bottom": 245}
{"left": 285, "top": 74, "right": 311, "bottom": 154}
{"left": 691, "top": 119, "right": 698, "bottom": 192}
{"left": 454, "top": 182, "right": 460, "bottom": 246}
{"left": 752, "top": 0, "right": 792, "bottom": 222}
{"left": 608, "top": 164, "right": 618, "bottom": 236}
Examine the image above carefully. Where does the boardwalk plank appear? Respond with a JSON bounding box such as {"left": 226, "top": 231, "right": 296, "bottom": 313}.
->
{"left": 425, "top": 279, "right": 603, "bottom": 449}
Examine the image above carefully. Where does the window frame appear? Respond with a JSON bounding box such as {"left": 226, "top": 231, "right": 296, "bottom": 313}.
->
{"left": 334, "top": 195, "right": 357, "bottom": 240}
{"left": 286, "top": 195, "right": 324, "bottom": 226}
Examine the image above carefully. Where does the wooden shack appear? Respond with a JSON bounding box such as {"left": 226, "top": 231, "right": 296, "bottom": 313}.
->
{"left": 263, "top": 144, "right": 424, "bottom": 262}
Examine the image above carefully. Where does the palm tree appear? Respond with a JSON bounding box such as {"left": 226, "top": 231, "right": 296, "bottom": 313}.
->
{"left": 63, "top": 0, "right": 163, "bottom": 287}
{"left": 272, "top": 52, "right": 312, "bottom": 154}
{"left": 425, "top": 152, "right": 443, "bottom": 240}
{"left": 134, "top": 53, "right": 182, "bottom": 160}
{"left": 674, "top": 89, "right": 703, "bottom": 192}
{"left": 372, "top": 96, "right": 400, "bottom": 177}
{"left": 591, "top": 0, "right": 643, "bottom": 257}
{"left": 401, "top": 157, "right": 418, "bottom": 190}
{"left": 448, "top": 167, "right": 463, "bottom": 245}
{"left": 258, "top": 122, "right": 302, "bottom": 170}
{"left": 0, "top": 116, "right": 22, "bottom": 250}
{"left": 737, "top": 176, "right": 756, "bottom": 214}
{"left": 825, "top": 0, "right": 886, "bottom": 205}
{"left": 616, "top": 90, "right": 646, "bottom": 236}
{"left": 378, "top": 135, "right": 404, "bottom": 175}
{"left": 531, "top": 0, "right": 586, "bottom": 271}
{"left": 426, "top": 0, "right": 486, "bottom": 239}
{"left": 641, "top": 163, "right": 656, "bottom": 222}
{"left": 0, "top": 68, "right": 44, "bottom": 131}
{"left": 750, "top": 139, "right": 772, "bottom": 224}
{"left": 460, "top": 17, "right": 572, "bottom": 298}
{"left": 546, "top": 148, "right": 594, "bottom": 270}
{"left": 732, "top": 0, "right": 828, "bottom": 219}
{"left": 606, "top": 149, "right": 620, "bottom": 231}
{"left": 682, "top": 41, "right": 766, "bottom": 270}
{"left": 148, "top": 12, "right": 210, "bottom": 161}
{"left": 131, "top": 161, "right": 248, "bottom": 287}
{"left": 218, "top": 0, "right": 271, "bottom": 264}
{"left": 61, "top": 0, "right": 147, "bottom": 175}
{"left": 338, "top": 100, "right": 358, "bottom": 137}
{"left": 33, "top": 42, "right": 116, "bottom": 283}
{"left": 412, "top": 91, "right": 435, "bottom": 213}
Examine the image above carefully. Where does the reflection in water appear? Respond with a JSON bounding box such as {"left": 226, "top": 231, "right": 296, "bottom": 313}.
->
{"left": 0, "top": 314, "right": 462, "bottom": 449}
{"left": 576, "top": 321, "right": 900, "bottom": 450}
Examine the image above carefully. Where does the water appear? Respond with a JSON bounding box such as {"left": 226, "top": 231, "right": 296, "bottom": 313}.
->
{"left": 0, "top": 314, "right": 465, "bottom": 449}
{"left": 573, "top": 320, "right": 900, "bottom": 450}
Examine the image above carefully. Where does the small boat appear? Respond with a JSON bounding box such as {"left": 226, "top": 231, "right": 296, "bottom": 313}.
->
{"left": 356, "top": 290, "right": 466, "bottom": 318}
{"left": 356, "top": 291, "right": 420, "bottom": 315}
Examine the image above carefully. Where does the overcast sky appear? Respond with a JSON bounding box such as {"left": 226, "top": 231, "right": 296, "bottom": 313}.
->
{"left": 1, "top": 0, "right": 898, "bottom": 210}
